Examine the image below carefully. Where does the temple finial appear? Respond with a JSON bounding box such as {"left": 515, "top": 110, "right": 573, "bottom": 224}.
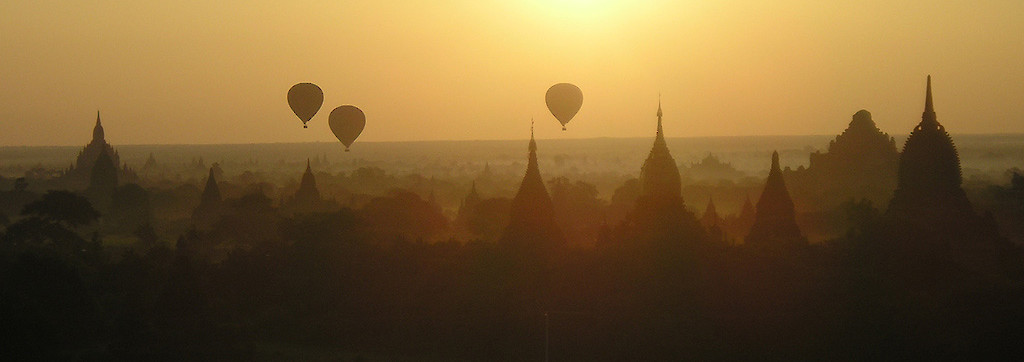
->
{"left": 925, "top": 75, "right": 934, "bottom": 113}
{"left": 529, "top": 118, "right": 537, "bottom": 152}
{"left": 656, "top": 97, "right": 664, "bottom": 139}
{"left": 771, "top": 151, "right": 780, "bottom": 172}
{"left": 657, "top": 93, "right": 663, "bottom": 118}
{"left": 92, "top": 110, "right": 105, "bottom": 142}
{"left": 306, "top": 158, "right": 311, "bottom": 171}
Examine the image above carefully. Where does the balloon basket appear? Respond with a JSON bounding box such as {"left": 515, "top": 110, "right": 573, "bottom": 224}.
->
{"left": 303, "top": 125, "right": 308, "bottom": 129}
{"left": 562, "top": 126, "right": 567, "bottom": 131}
{"left": 345, "top": 148, "right": 350, "bottom": 152}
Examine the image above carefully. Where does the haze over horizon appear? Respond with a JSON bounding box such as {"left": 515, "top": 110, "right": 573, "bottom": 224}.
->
{"left": 3, "top": 0, "right": 1023, "bottom": 146}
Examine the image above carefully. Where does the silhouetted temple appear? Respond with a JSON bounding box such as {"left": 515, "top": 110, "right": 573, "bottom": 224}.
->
{"left": 630, "top": 101, "right": 702, "bottom": 240}
{"left": 738, "top": 195, "right": 755, "bottom": 227}
{"left": 192, "top": 167, "right": 223, "bottom": 229}
{"left": 63, "top": 111, "right": 137, "bottom": 188}
{"left": 683, "top": 154, "right": 745, "bottom": 181}
{"left": 87, "top": 149, "right": 118, "bottom": 198}
{"left": 746, "top": 151, "right": 806, "bottom": 246}
{"left": 700, "top": 197, "right": 721, "bottom": 229}
{"left": 282, "top": 159, "right": 324, "bottom": 214}
{"left": 787, "top": 109, "right": 899, "bottom": 209}
{"left": 142, "top": 153, "right": 158, "bottom": 172}
{"left": 702, "top": 197, "right": 725, "bottom": 244}
{"left": 457, "top": 181, "right": 482, "bottom": 222}
{"left": 887, "top": 76, "right": 979, "bottom": 239}
{"left": 501, "top": 123, "right": 563, "bottom": 249}
{"left": 639, "top": 100, "right": 681, "bottom": 199}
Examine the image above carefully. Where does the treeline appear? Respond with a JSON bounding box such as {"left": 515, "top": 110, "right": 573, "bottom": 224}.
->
{"left": 2, "top": 188, "right": 1024, "bottom": 360}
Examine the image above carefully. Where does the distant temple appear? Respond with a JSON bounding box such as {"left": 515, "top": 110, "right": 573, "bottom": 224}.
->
{"left": 282, "top": 160, "right": 327, "bottom": 214}
{"left": 787, "top": 109, "right": 899, "bottom": 210}
{"left": 683, "top": 154, "right": 745, "bottom": 181}
{"left": 63, "top": 111, "right": 137, "bottom": 188}
{"left": 501, "top": 122, "right": 563, "bottom": 250}
{"left": 738, "top": 194, "right": 756, "bottom": 229}
{"left": 86, "top": 149, "right": 119, "bottom": 202}
{"left": 630, "top": 101, "right": 702, "bottom": 240}
{"left": 639, "top": 100, "right": 681, "bottom": 200}
{"left": 887, "top": 76, "right": 979, "bottom": 239}
{"left": 457, "top": 181, "right": 482, "bottom": 224}
{"left": 746, "top": 151, "right": 806, "bottom": 247}
{"left": 701, "top": 197, "right": 725, "bottom": 244}
{"left": 192, "top": 167, "right": 224, "bottom": 229}
{"left": 700, "top": 197, "right": 721, "bottom": 229}
{"left": 141, "top": 153, "right": 158, "bottom": 172}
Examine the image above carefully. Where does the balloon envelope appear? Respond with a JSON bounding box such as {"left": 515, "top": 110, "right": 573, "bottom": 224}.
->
{"left": 545, "top": 83, "right": 583, "bottom": 130}
{"left": 288, "top": 83, "right": 324, "bottom": 128}
{"left": 328, "top": 105, "right": 365, "bottom": 151}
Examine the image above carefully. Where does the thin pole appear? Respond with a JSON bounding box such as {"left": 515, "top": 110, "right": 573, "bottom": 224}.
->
{"left": 544, "top": 312, "right": 550, "bottom": 362}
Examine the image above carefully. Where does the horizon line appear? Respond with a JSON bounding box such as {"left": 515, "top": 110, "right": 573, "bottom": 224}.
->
{"left": 3, "top": 131, "right": 1024, "bottom": 148}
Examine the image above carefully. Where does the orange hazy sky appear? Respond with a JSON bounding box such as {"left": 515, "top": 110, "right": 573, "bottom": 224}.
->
{"left": 1, "top": 0, "right": 1023, "bottom": 146}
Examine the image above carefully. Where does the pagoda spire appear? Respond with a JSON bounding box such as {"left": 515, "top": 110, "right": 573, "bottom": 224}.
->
{"left": 527, "top": 118, "right": 538, "bottom": 169}
{"left": 920, "top": 75, "right": 939, "bottom": 130}
{"left": 746, "top": 150, "right": 804, "bottom": 246}
{"left": 656, "top": 95, "right": 664, "bottom": 143}
{"left": 701, "top": 196, "right": 720, "bottom": 227}
{"left": 888, "top": 75, "right": 972, "bottom": 231}
{"left": 925, "top": 75, "right": 934, "bottom": 114}
{"left": 201, "top": 167, "right": 221, "bottom": 204}
{"left": 639, "top": 99, "right": 681, "bottom": 198}
{"left": 93, "top": 110, "right": 105, "bottom": 142}
{"left": 503, "top": 118, "right": 562, "bottom": 247}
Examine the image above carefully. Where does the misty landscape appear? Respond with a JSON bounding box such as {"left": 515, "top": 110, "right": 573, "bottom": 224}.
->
{"left": 4, "top": 1, "right": 1024, "bottom": 361}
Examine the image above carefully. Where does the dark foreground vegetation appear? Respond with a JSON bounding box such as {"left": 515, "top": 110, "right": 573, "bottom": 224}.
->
{"left": 1, "top": 189, "right": 1023, "bottom": 360}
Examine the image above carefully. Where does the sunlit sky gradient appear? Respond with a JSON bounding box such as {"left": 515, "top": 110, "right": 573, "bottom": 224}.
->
{"left": 2, "top": 0, "right": 1023, "bottom": 146}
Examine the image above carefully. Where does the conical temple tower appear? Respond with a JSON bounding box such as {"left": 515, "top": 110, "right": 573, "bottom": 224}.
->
{"left": 639, "top": 98, "right": 682, "bottom": 199}
{"left": 501, "top": 121, "right": 564, "bottom": 250}
{"left": 888, "top": 76, "right": 976, "bottom": 237}
{"left": 701, "top": 197, "right": 721, "bottom": 228}
{"left": 458, "top": 181, "right": 482, "bottom": 221}
{"left": 630, "top": 100, "right": 702, "bottom": 242}
{"left": 293, "top": 159, "right": 321, "bottom": 203}
{"left": 746, "top": 151, "right": 805, "bottom": 246}
{"left": 192, "top": 166, "right": 224, "bottom": 229}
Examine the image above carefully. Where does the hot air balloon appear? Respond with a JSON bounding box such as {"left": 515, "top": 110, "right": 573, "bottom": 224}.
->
{"left": 328, "top": 105, "right": 365, "bottom": 152}
{"left": 288, "top": 83, "right": 324, "bottom": 128}
{"left": 545, "top": 83, "right": 583, "bottom": 131}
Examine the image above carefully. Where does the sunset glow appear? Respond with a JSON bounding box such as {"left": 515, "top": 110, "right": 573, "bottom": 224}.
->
{"left": 3, "top": 2, "right": 1024, "bottom": 359}
{"left": 1, "top": 1, "right": 1022, "bottom": 146}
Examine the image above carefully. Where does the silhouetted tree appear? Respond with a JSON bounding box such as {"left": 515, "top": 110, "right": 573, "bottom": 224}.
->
{"left": 548, "top": 176, "right": 605, "bottom": 247}
{"left": 14, "top": 177, "right": 27, "bottom": 192}
{"left": 109, "top": 183, "right": 154, "bottom": 232}
{"left": 21, "top": 190, "right": 100, "bottom": 228}
{"left": 361, "top": 189, "right": 449, "bottom": 242}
